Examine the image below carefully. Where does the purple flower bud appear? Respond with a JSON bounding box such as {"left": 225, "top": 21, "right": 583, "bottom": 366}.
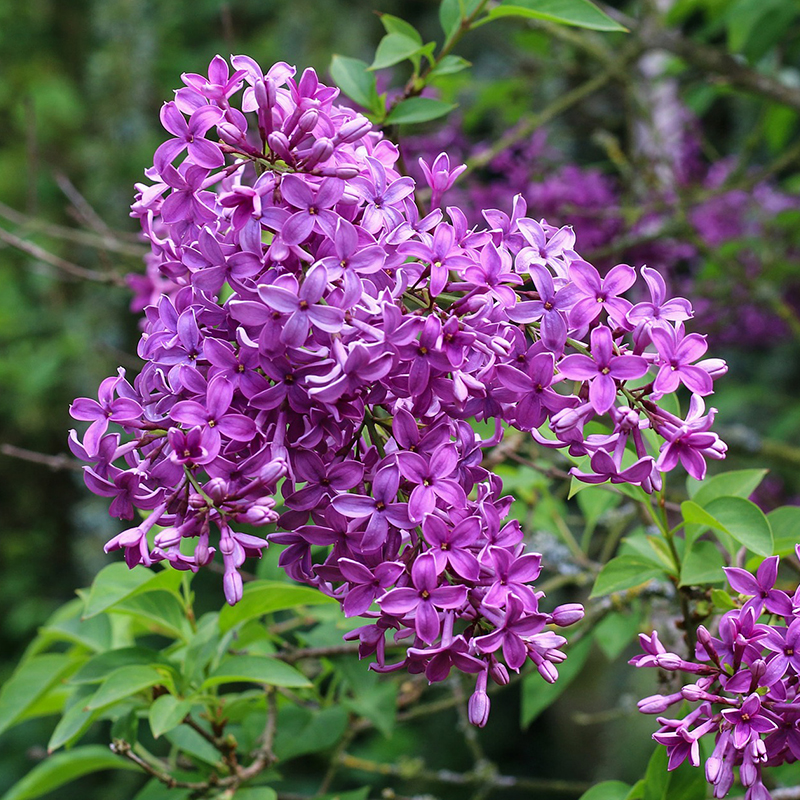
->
{"left": 550, "top": 603, "right": 584, "bottom": 627}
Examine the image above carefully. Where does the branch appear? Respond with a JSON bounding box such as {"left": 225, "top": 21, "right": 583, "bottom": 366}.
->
{"left": 339, "top": 753, "right": 591, "bottom": 795}
{"left": 109, "top": 740, "right": 211, "bottom": 791}
{"left": 603, "top": 5, "right": 800, "bottom": 113}
{"left": 0, "top": 444, "right": 84, "bottom": 472}
{"left": 0, "top": 201, "right": 146, "bottom": 256}
{"left": 0, "top": 226, "right": 127, "bottom": 286}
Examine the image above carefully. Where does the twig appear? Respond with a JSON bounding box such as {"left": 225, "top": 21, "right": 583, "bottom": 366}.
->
{"left": 109, "top": 740, "right": 210, "bottom": 790}
{"left": 0, "top": 201, "right": 146, "bottom": 256}
{"left": 462, "top": 42, "right": 642, "bottom": 178}
{"left": 0, "top": 226, "right": 127, "bottom": 286}
{"left": 0, "top": 444, "right": 83, "bottom": 472}
{"left": 55, "top": 172, "right": 112, "bottom": 235}
{"left": 339, "top": 753, "right": 590, "bottom": 795}
{"left": 602, "top": 5, "right": 800, "bottom": 113}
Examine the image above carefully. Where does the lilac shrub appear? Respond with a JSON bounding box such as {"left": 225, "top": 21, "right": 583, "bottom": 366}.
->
{"left": 70, "top": 56, "right": 727, "bottom": 724}
{"left": 633, "top": 551, "right": 800, "bottom": 800}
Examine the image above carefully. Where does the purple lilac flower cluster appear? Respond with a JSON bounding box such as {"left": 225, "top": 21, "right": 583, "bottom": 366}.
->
{"left": 633, "top": 552, "right": 800, "bottom": 799}
{"left": 71, "top": 56, "right": 726, "bottom": 723}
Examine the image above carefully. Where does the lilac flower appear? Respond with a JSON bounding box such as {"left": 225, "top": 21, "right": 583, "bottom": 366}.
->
{"left": 568, "top": 261, "right": 635, "bottom": 329}
{"left": 724, "top": 557, "right": 793, "bottom": 617}
{"left": 379, "top": 554, "right": 467, "bottom": 644}
{"left": 154, "top": 102, "right": 224, "bottom": 172}
{"left": 257, "top": 264, "right": 344, "bottom": 346}
{"left": 650, "top": 324, "right": 713, "bottom": 397}
{"left": 558, "top": 326, "right": 648, "bottom": 414}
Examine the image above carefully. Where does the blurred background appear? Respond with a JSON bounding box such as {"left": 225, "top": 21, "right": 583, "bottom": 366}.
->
{"left": 2, "top": 0, "right": 800, "bottom": 797}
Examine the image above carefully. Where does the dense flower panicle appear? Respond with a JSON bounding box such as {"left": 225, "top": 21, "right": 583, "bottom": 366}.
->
{"left": 633, "top": 552, "right": 800, "bottom": 799}
{"left": 71, "top": 57, "right": 727, "bottom": 723}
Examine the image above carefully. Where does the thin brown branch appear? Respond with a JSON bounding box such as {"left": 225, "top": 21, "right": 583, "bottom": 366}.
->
{"left": 603, "top": 5, "right": 800, "bottom": 113}
{"left": 339, "top": 753, "right": 590, "bottom": 795}
{"left": 55, "top": 172, "right": 112, "bottom": 235}
{"left": 0, "top": 201, "right": 146, "bottom": 256}
{"left": 0, "top": 444, "right": 84, "bottom": 472}
{"left": 0, "top": 226, "right": 127, "bottom": 286}
{"left": 109, "top": 740, "right": 211, "bottom": 791}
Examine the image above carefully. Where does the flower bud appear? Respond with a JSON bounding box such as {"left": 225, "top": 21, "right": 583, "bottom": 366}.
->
{"left": 655, "top": 653, "right": 683, "bottom": 670}
{"left": 550, "top": 603, "right": 584, "bottom": 627}
{"left": 489, "top": 661, "right": 509, "bottom": 686}
{"left": 334, "top": 116, "right": 372, "bottom": 144}
{"left": 468, "top": 689, "right": 490, "bottom": 727}
{"left": 637, "top": 693, "right": 680, "bottom": 714}
{"left": 537, "top": 660, "right": 559, "bottom": 684}
{"left": 205, "top": 478, "right": 228, "bottom": 504}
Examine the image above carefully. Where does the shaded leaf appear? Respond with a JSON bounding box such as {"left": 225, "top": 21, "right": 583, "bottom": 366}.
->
{"left": 202, "top": 655, "right": 311, "bottom": 689}
{"left": 487, "top": 0, "right": 626, "bottom": 31}
{"left": 149, "top": 694, "right": 194, "bottom": 738}
{"left": 274, "top": 705, "right": 348, "bottom": 760}
{"left": 85, "top": 665, "right": 169, "bottom": 711}
{"left": 218, "top": 580, "right": 336, "bottom": 632}
{"left": 768, "top": 505, "right": 800, "bottom": 556}
{"left": 70, "top": 647, "right": 171, "bottom": 684}
{"left": 330, "top": 56, "right": 381, "bottom": 115}
{"left": 0, "top": 654, "right": 77, "bottom": 738}
{"left": 521, "top": 636, "right": 592, "bottom": 727}
{"left": 590, "top": 555, "right": 666, "bottom": 598}
{"left": 385, "top": 97, "right": 456, "bottom": 125}
{"left": 0, "top": 746, "right": 139, "bottom": 800}
{"left": 82, "top": 563, "right": 182, "bottom": 619}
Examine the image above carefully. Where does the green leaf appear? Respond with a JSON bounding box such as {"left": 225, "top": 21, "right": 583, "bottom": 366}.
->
{"left": 681, "top": 500, "right": 721, "bottom": 530}
{"left": 704, "top": 496, "right": 774, "bottom": 557}
{"left": 0, "top": 654, "right": 77, "bottom": 738}
{"left": 219, "top": 580, "right": 336, "bottom": 632}
{"left": 330, "top": 55, "right": 381, "bottom": 115}
{"left": 521, "top": 636, "right": 591, "bottom": 727}
{"left": 590, "top": 555, "right": 666, "bottom": 598}
{"left": 370, "top": 33, "right": 426, "bottom": 71}
{"left": 234, "top": 790, "right": 278, "bottom": 800}
{"left": 642, "top": 742, "right": 706, "bottom": 800}
{"left": 688, "top": 468, "right": 768, "bottom": 505}
{"left": 81, "top": 563, "right": 183, "bottom": 619}
{"left": 85, "top": 665, "right": 169, "bottom": 711}
{"left": 35, "top": 599, "right": 112, "bottom": 653}
{"left": 439, "top": 0, "right": 484, "bottom": 39}
{"left": 109, "top": 591, "right": 192, "bottom": 641}
{"left": 202, "top": 655, "right": 311, "bottom": 689}
{"left": 274, "top": 705, "right": 349, "bottom": 760}
{"left": 593, "top": 608, "right": 641, "bottom": 660}
{"left": 342, "top": 680, "right": 398, "bottom": 738}
{"left": 580, "top": 782, "right": 632, "bottom": 800}
{"left": 384, "top": 97, "right": 456, "bottom": 125}
{"left": 0, "top": 746, "right": 139, "bottom": 800}
{"left": 768, "top": 505, "right": 800, "bottom": 556}
{"left": 711, "top": 588, "right": 738, "bottom": 611}
{"left": 70, "top": 647, "right": 171, "bottom": 684}
{"left": 47, "top": 693, "right": 100, "bottom": 752}
{"left": 429, "top": 55, "right": 472, "bottom": 77}
{"left": 133, "top": 780, "right": 192, "bottom": 800}
{"left": 165, "top": 725, "right": 223, "bottom": 767}
{"left": 487, "top": 0, "right": 626, "bottom": 31}
{"left": 378, "top": 13, "right": 422, "bottom": 44}
{"left": 149, "top": 694, "right": 194, "bottom": 738}
{"left": 680, "top": 540, "right": 726, "bottom": 586}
